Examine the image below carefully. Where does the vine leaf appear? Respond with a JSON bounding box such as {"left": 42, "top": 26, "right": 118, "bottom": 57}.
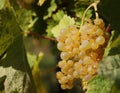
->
{"left": 98, "top": 55, "right": 120, "bottom": 80}
{"left": 37, "top": 0, "right": 46, "bottom": 6}
{"left": 46, "top": 10, "right": 65, "bottom": 37}
{"left": 104, "top": 30, "right": 120, "bottom": 56}
{"left": 0, "top": 7, "right": 21, "bottom": 56}
{"left": 0, "top": 7, "right": 36, "bottom": 93}
{"left": 86, "top": 75, "right": 114, "bottom": 93}
{"left": 98, "top": 55, "right": 120, "bottom": 93}
{"left": 0, "top": 0, "right": 6, "bottom": 9}
{"left": 9, "top": 0, "right": 38, "bottom": 32}
{"left": 26, "top": 52, "right": 37, "bottom": 68}
{"left": 43, "top": 0, "right": 57, "bottom": 20}
{"left": 0, "top": 76, "right": 6, "bottom": 91}
{"left": 52, "top": 15, "right": 75, "bottom": 38}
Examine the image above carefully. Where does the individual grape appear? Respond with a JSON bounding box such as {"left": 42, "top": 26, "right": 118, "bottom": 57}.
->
{"left": 96, "top": 35, "right": 105, "bottom": 45}
{"left": 57, "top": 42, "right": 66, "bottom": 51}
{"left": 67, "top": 60, "right": 74, "bottom": 67}
{"left": 78, "top": 51, "right": 86, "bottom": 59}
{"left": 67, "top": 74, "right": 73, "bottom": 80}
{"left": 67, "top": 82, "right": 74, "bottom": 89}
{"left": 73, "top": 70, "right": 80, "bottom": 78}
{"left": 65, "top": 44, "right": 72, "bottom": 51}
{"left": 65, "top": 38, "right": 72, "bottom": 45}
{"left": 68, "top": 68, "right": 74, "bottom": 74}
{"left": 61, "top": 84, "right": 67, "bottom": 90}
{"left": 83, "top": 56, "right": 94, "bottom": 65}
{"left": 94, "top": 18, "right": 105, "bottom": 29}
{"left": 74, "top": 62, "right": 82, "bottom": 70}
{"left": 72, "top": 48, "right": 79, "bottom": 54}
{"left": 61, "top": 65, "right": 69, "bottom": 74}
{"left": 56, "top": 71, "right": 64, "bottom": 79}
{"left": 60, "top": 76, "right": 68, "bottom": 84}
{"left": 96, "top": 28, "right": 104, "bottom": 36}
{"left": 91, "top": 42, "right": 99, "bottom": 50}
{"left": 60, "top": 52, "right": 71, "bottom": 60}
{"left": 80, "top": 40, "right": 91, "bottom": 50}
{"left": 58, "top": 60, "right": 67, "bottom": 68}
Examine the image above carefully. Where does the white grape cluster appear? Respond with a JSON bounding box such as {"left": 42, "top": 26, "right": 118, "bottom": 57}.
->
{"left": 56, "top": 18, "right": 110, "bottom": 90}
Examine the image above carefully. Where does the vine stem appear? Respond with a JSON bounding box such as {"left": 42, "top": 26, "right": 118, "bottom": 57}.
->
{"left": 23, "top": 31, "right": 57, "bottom": 41}
{"left": 80, "top": 0, "right": 100, "bottom": 32}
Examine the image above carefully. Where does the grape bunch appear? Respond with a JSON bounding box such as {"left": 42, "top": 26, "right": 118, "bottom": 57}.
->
{"left": 56, "top": 18, "right": 110, "bottom": 90}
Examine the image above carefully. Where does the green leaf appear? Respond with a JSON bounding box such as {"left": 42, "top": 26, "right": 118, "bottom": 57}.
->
{"left": 98, "top": 55, "right": 120, "bottom": 80}
{"left": 0, "top": 7, "right": 21, "bottom": 56}
{"left": 0, "top": 7, "right": 36, "bottom": 93}
{"left": 51, "top": 15, "right": 75, "bottom": 38}
{"left": 0, "top": 0, "right": 6, "bottom": 10}
{"left": 43, "top": 0, "right": 57, "bottom": 20}
{"left": 104, "top": 30, "right": 120, "bottom": 56}
{"left": 38, "top": 0, "right": 46, "bottom": 6}
{"left": 9, "top": 0, "right": 38, "bottom": 32}
{"left": 16, "top": 9, "right": 38, "bottom": 32}
{"left": 26, "top": 52, "right": 37, "bottom": 68}
{"left": 52, "top": 10, "right": 65, "bottom": 21}
{"left": 0, "top": 76, "right": 6, "bottom": 91}
{"left": 46, "top": 10, "right": 65, "bottom": 37}
{"left": 86, "top": 75, "right": 114, "bottom": 93}
{"left": 0, "top": 35, "right": 36, "bottom": 93}
{"left": 110, "top": 82, "right": 120, "bottom": 93}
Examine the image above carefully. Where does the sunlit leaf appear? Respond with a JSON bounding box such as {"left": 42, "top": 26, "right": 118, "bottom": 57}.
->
{"left": 46, "top": 10, "right": 65, "bottom": 37}
{"left": 86, "top": 75, "right": 114, "bottom": 93}
{"left": 26, "top": 52, "right": 37, "bottom": 68}
{"left": 99, "top": 55, "right": 120, "bottom": 80}
{"left": 38, "top": 0, "right": 46, "bottom": 6}
{"left": 52, "top": 15, "right": 75, "bottom": 38}
{"left": 43, "top": 0, "right": 57, "bottom": 20}
{"left": 0, "top": 0, "right": 6, "bottom": 9}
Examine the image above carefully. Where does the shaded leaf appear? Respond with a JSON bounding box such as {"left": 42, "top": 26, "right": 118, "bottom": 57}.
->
{"left": 0, "top": 76, "right": 6, "bottom": 91}
{"left": 0, "top": 7, "right": 36, "bottom": 93}
{"left": 0, "top": 35, "right": 36, "bottom": 93}
{"left": 0, "top": 7, "right": 20, "bottom": 56}
{"left": 110, "top": 82, "right": 120, "bottom": 93}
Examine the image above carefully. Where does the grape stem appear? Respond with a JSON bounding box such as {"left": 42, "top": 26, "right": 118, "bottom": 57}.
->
{"left": 80, "top": 0, "right": 100, "bottom": 32}
{"left": 23, "top": 31, "right": 57, "bottom": 41}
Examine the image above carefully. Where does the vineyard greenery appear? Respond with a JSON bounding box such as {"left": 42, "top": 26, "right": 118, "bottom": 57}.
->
{"left": 0, "top": 0, "right": 120, "bottom": 93}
